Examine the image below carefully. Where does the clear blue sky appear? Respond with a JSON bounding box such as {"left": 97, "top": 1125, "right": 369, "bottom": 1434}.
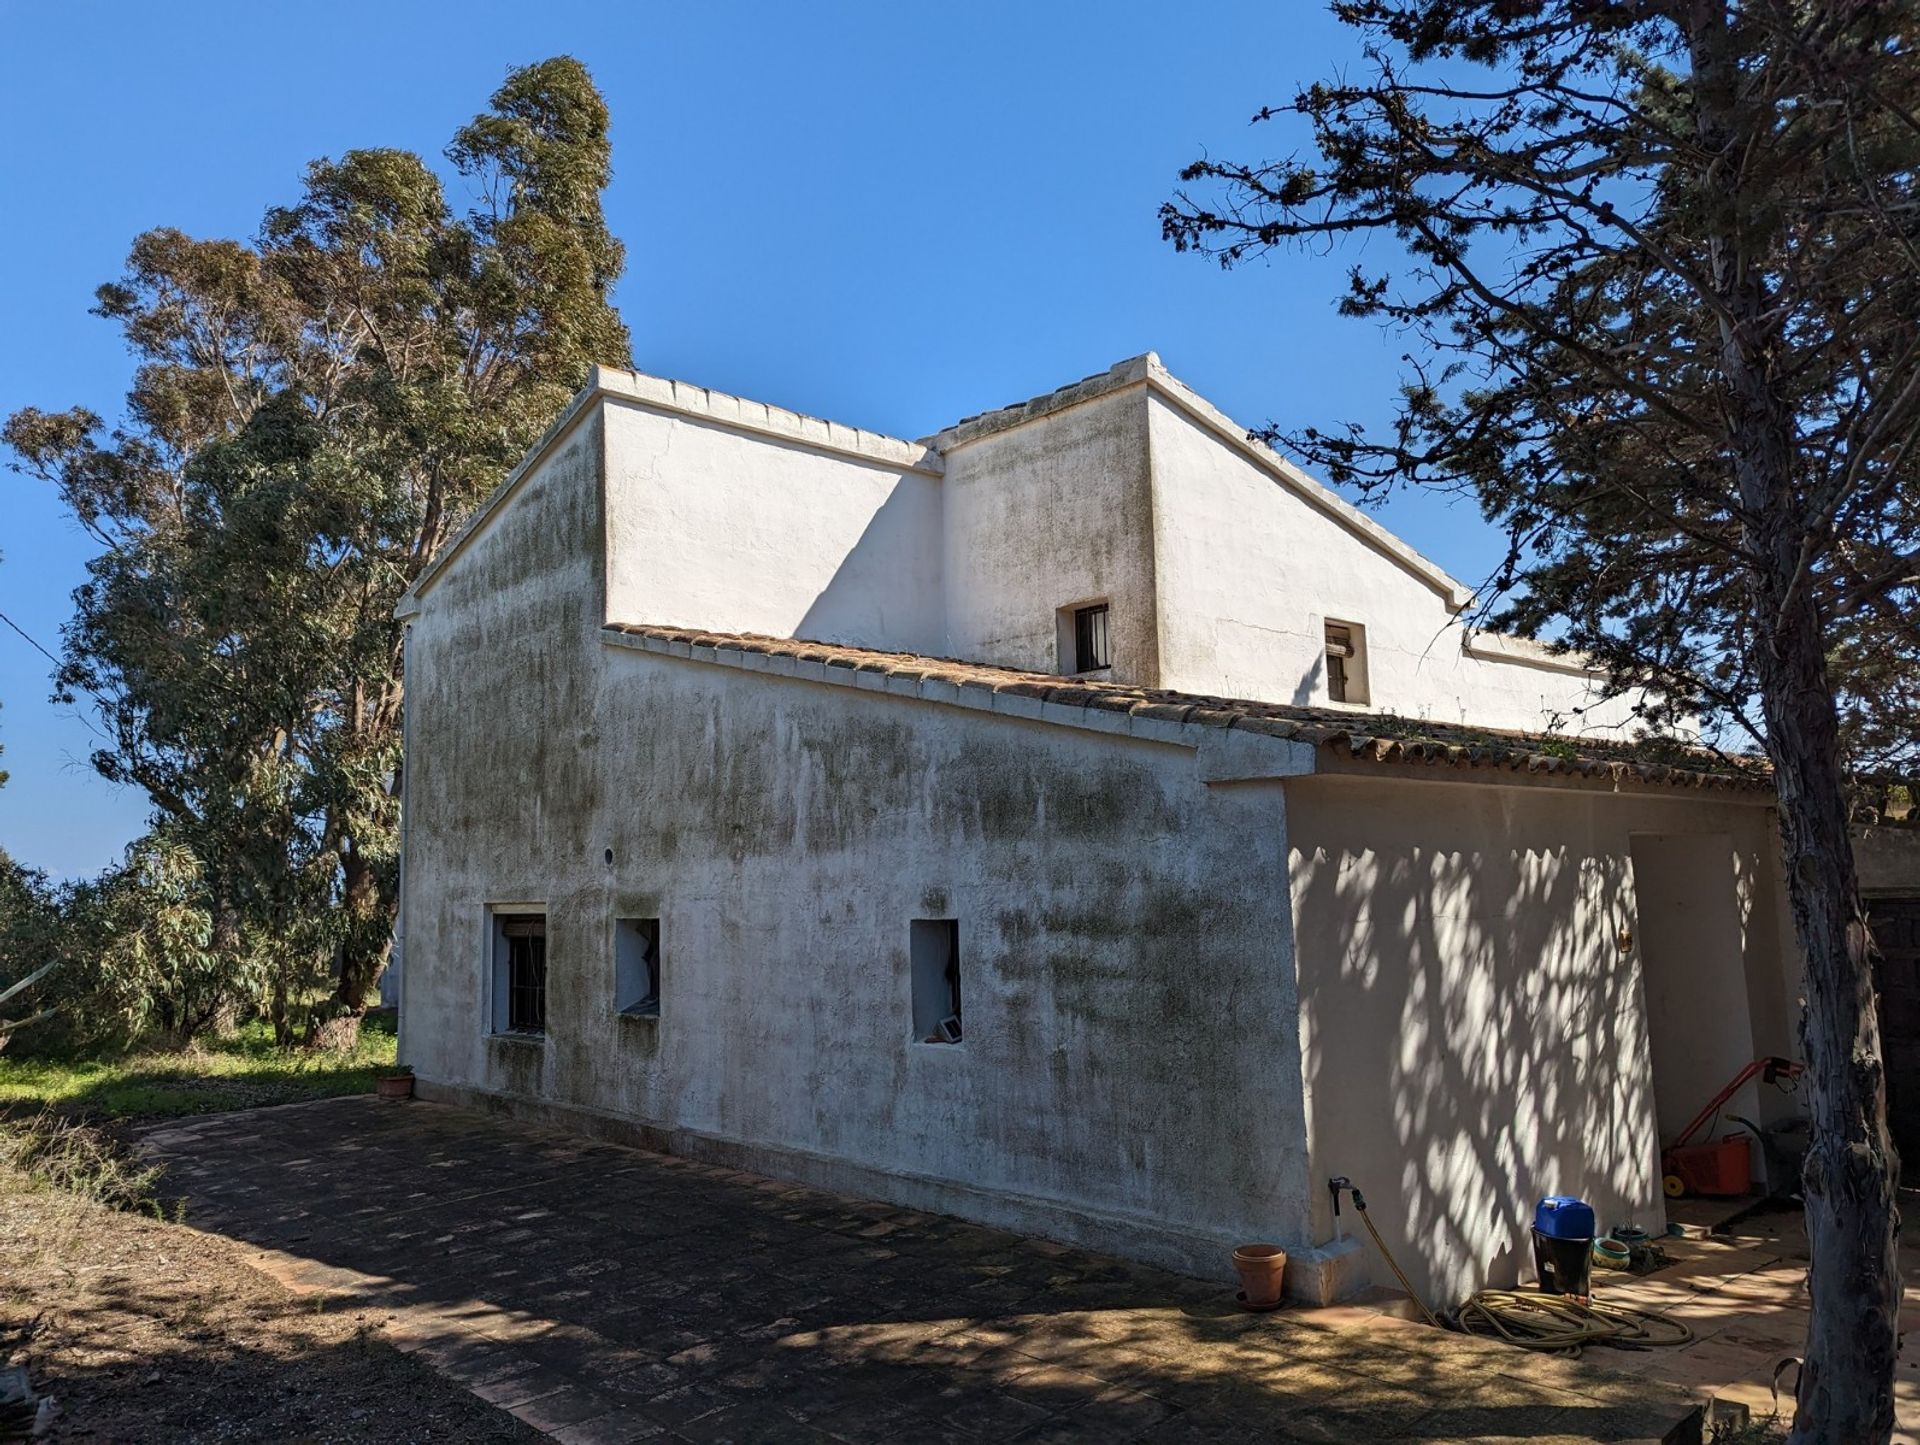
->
{"left": 0, "top": 0, "right": 1497, "bottom": 880}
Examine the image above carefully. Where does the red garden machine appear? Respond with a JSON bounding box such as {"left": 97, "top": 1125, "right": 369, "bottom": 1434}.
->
{"left": 1661, "top": 1055, "right": 1806, "bottom": 1198}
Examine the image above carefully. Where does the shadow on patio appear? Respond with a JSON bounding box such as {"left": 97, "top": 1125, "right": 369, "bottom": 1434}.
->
{"left": 140, "top": 1096, "right": 1706, "bottom": 1443}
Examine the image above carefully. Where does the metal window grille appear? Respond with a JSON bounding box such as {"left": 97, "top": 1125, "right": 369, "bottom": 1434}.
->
{"left": 501, "top": 915, "right": 547, "bottom": 1033}
{"left": 1325, "top": 623, "right": 1354, "bottom": 703}
{"left": 1073, "top": 604, "right": 1111, "bottom": 672}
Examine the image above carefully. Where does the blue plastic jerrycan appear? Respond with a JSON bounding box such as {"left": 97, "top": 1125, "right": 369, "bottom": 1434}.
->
{"left": 1532, "top": 1194, "right": 1596, "bottom": 1241}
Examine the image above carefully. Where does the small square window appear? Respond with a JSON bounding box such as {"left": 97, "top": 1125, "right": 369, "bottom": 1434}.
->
{"left": 1072, "top": 603, "right": 1110, "bottom": 673}
{"left": 615, "top": 917, "right": 661, "bottom": 1018}
{"left": 1324, "top": 620, "right": 1369, "bottom": 705}
{"left": 910, "top": 919, "right": 962, "bottom": 1045}
{"left": 493, "top": 912, "right": 547, "bottom": 1035}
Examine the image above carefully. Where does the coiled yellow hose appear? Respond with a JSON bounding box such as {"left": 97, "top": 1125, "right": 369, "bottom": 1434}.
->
{"left": 1350, "top": 1190, "right": 1693, "bottom": 1354}
{"left": 1454, "top": 1289, "right": 1694, "bottom": 1353}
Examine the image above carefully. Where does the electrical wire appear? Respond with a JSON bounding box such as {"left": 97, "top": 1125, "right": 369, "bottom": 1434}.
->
{"left": 0, "top": 607, "right": 60, "bottom": 666}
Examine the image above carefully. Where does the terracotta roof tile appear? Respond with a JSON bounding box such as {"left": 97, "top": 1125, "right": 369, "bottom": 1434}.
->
{"left": 601, "top": 624, "right": 1772, "bottom": 794}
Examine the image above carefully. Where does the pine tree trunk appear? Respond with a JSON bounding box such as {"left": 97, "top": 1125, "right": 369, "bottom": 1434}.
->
{"left": 1762, "top": 607, "right": 1901, "bottom": 1443}
{"left": 1688, "top": 7, "right": 1903, "bottom": 1431}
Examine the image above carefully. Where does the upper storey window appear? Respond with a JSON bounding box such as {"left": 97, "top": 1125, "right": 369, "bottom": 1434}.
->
{"left": 1071, "top": 603, "right": 1111, "bottom": 673}
{"left": 1325, "top": 620, "right": 1369, "bottom": 705}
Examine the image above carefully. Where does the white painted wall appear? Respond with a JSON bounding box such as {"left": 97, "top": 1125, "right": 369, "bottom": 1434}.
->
{"left": 400, "top": 416, "right": 1315, "bottom": 1272}
{"left": 395, "top": 361, "right": 1793, "bottom": 1301}
{"left": 1146, "top": 392, "right": 1646, "bottom": 736}
{"left": 413, "top": 359, "right": 1662, "bottom": 743}
{"left": 397, "top": 403, "right": 609, "bottom": 1086}
{"left": 1286, "top": 774, "right": 1796, "bottom": 1304}
{"left": 602, "top": 398, "right": 945, "bottom": 653}
{"left": 940, "top": 386, "right": 1160, "bottom": 684}
{"left": 1631, "top": 833, "right": 1764, "bottom": 1145}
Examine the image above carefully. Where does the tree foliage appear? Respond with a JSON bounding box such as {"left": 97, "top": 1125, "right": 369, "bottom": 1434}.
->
{"left": 1164, "top": 4, "right": 1915, "bottom": 1439}
{"left": 5, "top": 56, "right": 631, "bottom": 1045}
{"left": 0, "top": 851, "right": 62, "bottom": 1048}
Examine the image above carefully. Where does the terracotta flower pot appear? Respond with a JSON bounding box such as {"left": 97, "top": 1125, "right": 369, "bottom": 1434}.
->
{"left": 375, "top": 1073, "right": 415, "bottom": 1101}
{"left": 1232, "top": 1243, "right": 1289, "bottom": 1310}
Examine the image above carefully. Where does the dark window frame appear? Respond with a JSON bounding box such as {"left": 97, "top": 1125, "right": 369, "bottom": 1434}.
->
{"left": 499, "top": 913, "right": 548, "bottom": 1035}
{"left": 1325, "top": 620, "right": 1369, "bottom": 705}
{"left": 1073, "top": 603, "right": 1111, "bottom": 673}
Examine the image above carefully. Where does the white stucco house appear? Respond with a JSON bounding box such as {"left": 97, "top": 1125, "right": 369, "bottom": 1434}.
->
{"left": 392, "top": 354, "right": 1802, "bottom": 1305}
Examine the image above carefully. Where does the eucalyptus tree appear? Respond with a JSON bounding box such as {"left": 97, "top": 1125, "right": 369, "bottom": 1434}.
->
{"left": 6, "top": 56, "right": 632, "bottom": 1043}
{"left": 1164, "top": 4, "right": 1918, "bottom": 1438}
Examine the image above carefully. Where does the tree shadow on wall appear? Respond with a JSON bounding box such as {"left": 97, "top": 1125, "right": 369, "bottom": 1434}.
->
{"left": 1291, "top": 798, "right": 1661, "bottom": 1308}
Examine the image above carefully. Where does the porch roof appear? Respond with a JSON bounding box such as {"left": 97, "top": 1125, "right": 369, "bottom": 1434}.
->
{"left": 603, "top": 623, "right": 1772, "bottom": 796}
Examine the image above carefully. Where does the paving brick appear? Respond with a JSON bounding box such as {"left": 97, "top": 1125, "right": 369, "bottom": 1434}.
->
{"left": 512, "top": 1384, "right": 621, "bottom": 1433}
{"left": 143, "top": 1097, "right": 1709, "bottom": 1444}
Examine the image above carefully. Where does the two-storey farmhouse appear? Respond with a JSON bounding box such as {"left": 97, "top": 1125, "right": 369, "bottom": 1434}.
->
{"left": 393, "top": 354, "right": 1801, "bottom": 1304}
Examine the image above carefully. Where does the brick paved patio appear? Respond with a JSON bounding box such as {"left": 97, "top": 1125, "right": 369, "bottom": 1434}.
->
{"left": 141, "top": 1098, "right": 1705, "bottom": 1443}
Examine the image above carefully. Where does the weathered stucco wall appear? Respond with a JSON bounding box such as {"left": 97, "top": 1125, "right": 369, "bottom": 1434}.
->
{"left": 940, "top": 387, "right": 1160, "bottom": 685}
{"left": 402, "top": 423, "right": 1314, "bottom": 1271}
{"left": 394, "top": 362, "right": 1799, "bottom": 1301}
{"left": 1145, "top": 393, "right": 1645, "bottom": 736}
{"left": 602, "top": 397, "right": 945, "bottom": 653}
{"left": 425, "top": 361, "right": 1663, "bottom": 745}
{"left": 1285, "top": 774, "right": 1796, "bottom": 1305}
{"left": 398, "top": 405, "right": 608, "bottom": 1091}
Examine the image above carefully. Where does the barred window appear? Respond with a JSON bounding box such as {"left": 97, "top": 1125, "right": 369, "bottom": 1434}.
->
{"left": 499, "top": 914, "right": 547, "bottom": 1034}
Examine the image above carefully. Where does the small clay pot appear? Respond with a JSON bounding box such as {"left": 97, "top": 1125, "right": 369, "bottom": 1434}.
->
{"left": 1232, "top": 1243, "right": 1289, "bottom": 1310}
{"left": 375, "top": 1073, "right": 415, "bottom": 1101}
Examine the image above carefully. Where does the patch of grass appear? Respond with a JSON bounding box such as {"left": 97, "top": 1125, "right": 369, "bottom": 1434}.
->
{"left": 0, "top": 1013, "right": 398, "bottom": 1123}
{"left": 0, "top": 1111, "right": 163, "bottom": 1212}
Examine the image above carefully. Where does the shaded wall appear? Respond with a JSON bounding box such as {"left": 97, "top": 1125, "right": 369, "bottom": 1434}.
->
{"left": 1631, "top": 834, "right": 1764, "bottom": 1147}
{"left": 1860, "top": 826, "right": 1920, "bottom": 899}
{"left": 398, "top": 406, "right": 608, "bottom": 1079}
{"left": 602, "top": 398, "right": 945, "bottom": 653}
{"left": 1286, "top": 774, "right": 1794, "bottom": 1304}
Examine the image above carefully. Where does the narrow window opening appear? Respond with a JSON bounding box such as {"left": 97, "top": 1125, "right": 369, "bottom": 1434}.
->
{"left": 910, "top": 919, "right": 962, "bottom": 1044}
{"left": 1324, "top": 620, "right": 1368, "bottom": 705}
{"left": 615, "top": 917, "right": 661, "bottom": 1018}
{"left": 1073, "top": 603, "right": 1110, "bottom": 673}
{"left": 494, "top": 913, "right": 547, "bottom": 1035}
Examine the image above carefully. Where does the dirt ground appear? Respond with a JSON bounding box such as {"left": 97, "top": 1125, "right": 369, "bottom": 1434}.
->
{"left": 0, "top": 1164, "right": 539, "bottom": 1443}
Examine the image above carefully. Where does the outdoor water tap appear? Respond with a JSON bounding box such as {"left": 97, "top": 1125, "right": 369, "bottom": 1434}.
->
{"left": 1327, "top": 1176, "right": 1366, "bottom": 1239}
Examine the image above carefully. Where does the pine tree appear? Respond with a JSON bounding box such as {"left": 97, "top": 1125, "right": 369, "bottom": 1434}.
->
{"left": 1165, "top": 5, "right": 1917, "bottom": 1438}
